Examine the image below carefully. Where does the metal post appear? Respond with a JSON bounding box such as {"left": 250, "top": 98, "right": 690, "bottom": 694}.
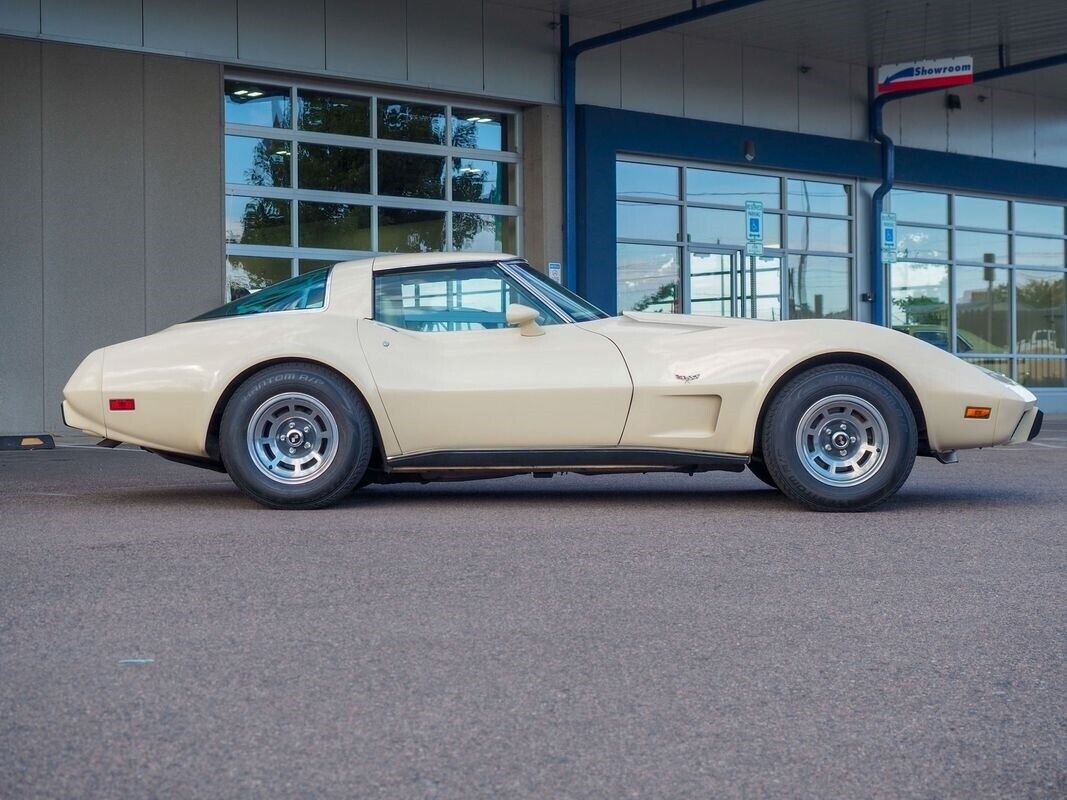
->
{"left": 560, "top": 15, "right": 577, "bottom": 290}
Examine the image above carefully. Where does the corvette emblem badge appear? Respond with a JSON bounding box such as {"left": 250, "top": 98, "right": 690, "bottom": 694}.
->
{"left": 675, "top": 373, "right": 700, "bottom": 383}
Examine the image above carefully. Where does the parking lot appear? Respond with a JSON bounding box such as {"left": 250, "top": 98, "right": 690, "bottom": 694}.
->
{"left": 2, "top": 419, "right": 1065, "bottom": 799}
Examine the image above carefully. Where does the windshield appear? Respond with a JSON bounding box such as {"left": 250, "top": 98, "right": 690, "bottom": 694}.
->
{"left": 512, "top": 263, "right": 609, "bottom": 322}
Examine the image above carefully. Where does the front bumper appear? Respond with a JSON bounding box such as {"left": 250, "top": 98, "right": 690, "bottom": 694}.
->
{"left": 1008, "top": 405, "right": 1043, "bottom": 445}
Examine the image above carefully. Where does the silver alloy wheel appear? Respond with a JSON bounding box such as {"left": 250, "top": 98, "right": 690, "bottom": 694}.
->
{"left": 794, "top": 393, "right": 889, "bottom": 487}
{"left": 246, "top": 392, "right": 339, "bottom": 485}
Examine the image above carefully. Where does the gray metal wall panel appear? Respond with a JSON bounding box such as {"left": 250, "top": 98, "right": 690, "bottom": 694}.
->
{"left": 143, "top": 0, "right": 237, "bottom": 59}
{"left": 42, "top": 43, "right": 145, "bottom": 433}
{"left": 484, "top": 2, "right": 556, "bottom": 102}
{"left": 742, "top": 46, "right": 797, "bottom": 132}
{"left": 898, "top": 90, "right": 947, "bottom": 151}
{"left": 41, "top": 0, "right": 140, "bottom": 46}
{"left": 407, "top": 0, "right": 483, "bottom": 91}
{"left": 683, "top": 38, "right": 742, "bottom": 124}
{"left": 947, "top": 83, "right": 992, "bottom": 158}
{"left": 0, "top": 38, "right": 44, "bottom": 433}
{"left": 572, "top": 16, "right": 620, "bottom": 108}
{"left": 325, "top": 0, "right": 407, "bottom": 83}
{"left": 797, "top": 56, "right": 851, "bottom": 138}
{"left": 144, "top": 56, "right": 224, "bottom": 332}
{"left": 1036, "top": 95, "right": 1067, "bottom": 168}
{"left": 0, "top": 0, "right": 40, "bottom": 33}
{"left": 993, "top": 89, "right": 1036, "bottom": 163}
{"left": 237, "top": 0, "right": 324, "bottom": 72}
{"left": 620, "top": 31, "right": 683, "bottom": 117}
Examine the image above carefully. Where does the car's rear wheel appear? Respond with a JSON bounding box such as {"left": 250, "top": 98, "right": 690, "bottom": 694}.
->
{"left": 220, "top": 363, "right": 372, "bottom": 509}
{"left": 761, "top": 364, "right": 917, "bottom": 512}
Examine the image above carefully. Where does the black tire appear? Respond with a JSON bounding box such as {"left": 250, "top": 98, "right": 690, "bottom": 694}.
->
{"left": 747, "top": 458, "right": 779, "bottom": 490}
{"left": 220, "top": 363, "right": 373, "bottom": 509}
{"left": 760, "top": 364, "right": 917, "bottom": 512}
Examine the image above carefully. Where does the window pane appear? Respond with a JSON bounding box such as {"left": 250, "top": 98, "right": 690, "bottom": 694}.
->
{"left": 298, "top": 202, "right": 371, "bottom": 250}
{"left": 298, "top": 143, "right": 370, "bottom": 194}
{"left": 299, "top": 259, "right": 338, "bottom": 274}
{"left": 297, "top": 89, "right": 369, "bottom": 136}
{"left": 1016, "top": 270, "right": 1066, "bottom": 359}
{"left": 210, "top": 266, "right": 327, "bottom": 315}
{"left": 787, "top": 255, "right": 851, "bottom": 319}
{"left": 225, "top": 81, "right": 291, "bottom": 128}
{"left": 897, "top": 225, "right": 949, "bottom": 261}
{"left": 453, "top": 213, "right": 516, "bottom": 253}
{"left": 955, "top": 265, "right": 1010, "bottom": 353}
{"left": 1018, "top": 358, "right": 1067, "bottom": 388}
{"left": 787, "top": 180, "right": 849, "bottom": 216}
{"left": 1014, "top": 236, "right": 1065, "bottom": 267}
{"left": 788, "top": 216, "right": 849, "bottom": 253}
{"left": 616, "top": 161, "right": 679, "bottom": 200}
{"left": 962, "top": 357, "right": 1013, "bottom": 379}
{"left": 378, "top": 152, "right": 445, "bottom": 199}
{"left": 689, "top": 252, "right": 734, "bottom": 317}
{"left": 225, "top": 256, "right": 292, "bottom": 301}
{"left": 225, "top": 136, "right": 291, "bottom": 187}
{"left": 890, "top": 262, "right": 950, "bottom": 346}
{"left": 744, "top": 256, "right": 783, "bottom": 320}
{"left": 687, "top": 208, "right": 744, "bottom": 245}
{"left": 451, "top": 109, "right": 510, "bottom": 150}
{"left": 889, "top": 189, "right": 948, "bottom": 225}
{"left": 955, "top": 195, "right": 1008, "bottom": 229}
{"left": 379, "top": 208, "right": 446, "bottom": 252}
{"left": 452, "top": 158, "right": 514, "bottom": 204}
{"left": 1014, "top": 202, "right": 1064, "bottom": 235}
{"left": 617, "top": 202, "right": 680, "bottom": 242}
{"left": 617, "top": 243, "right": 681, "bottom": 313}
{"left": 375, "top": 266, "right": 558, "bottom": 331}
{"left": 377, "top": 100, "right": 445, "bottom": 144}
{"left": 687, "top": 169, "right": 780, "bottom": 208}
{"left": 225, "top": 196, "right": 291, "bottom": 246}
{"left": 955, "top": 230, "right": 1008, "bottom": 263}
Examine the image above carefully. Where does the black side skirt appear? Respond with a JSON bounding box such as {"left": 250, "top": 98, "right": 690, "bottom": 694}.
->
{"left": 385, "top": 447, "right": 748, "bottom": 473}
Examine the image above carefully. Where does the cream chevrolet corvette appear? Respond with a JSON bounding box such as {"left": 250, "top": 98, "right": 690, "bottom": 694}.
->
{"left": 63, "top": 253, "right": 1043, "bottom": 511}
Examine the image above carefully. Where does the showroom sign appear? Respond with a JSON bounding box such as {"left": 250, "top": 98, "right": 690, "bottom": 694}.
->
{"left": 877, "top": 56, "right": 974, "bottom": 93}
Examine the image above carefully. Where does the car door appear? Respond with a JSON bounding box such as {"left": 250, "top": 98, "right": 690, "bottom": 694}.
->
{"left": 358, "top": 263, "right": 632, "bottom": 454}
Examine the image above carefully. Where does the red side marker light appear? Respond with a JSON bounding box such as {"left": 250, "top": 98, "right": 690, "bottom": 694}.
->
{"left": 109, "top": 398, "right": 136, "bottom": 411}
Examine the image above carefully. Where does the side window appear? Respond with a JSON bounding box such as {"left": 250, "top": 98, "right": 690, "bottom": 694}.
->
{"left": 374, "top": 265, "right": 561, "bottom": 332}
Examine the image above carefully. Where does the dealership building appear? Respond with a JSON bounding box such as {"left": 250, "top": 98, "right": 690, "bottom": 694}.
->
{"left": 2, "top": 0, "right": 1067, "bottom": 437}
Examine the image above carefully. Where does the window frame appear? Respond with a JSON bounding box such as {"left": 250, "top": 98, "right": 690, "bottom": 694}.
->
{"left": 614, "top": 155, "right": 857, "bottom": 321}
{"left": 888, "top": 186, "right": 1067, "bottom": 387}
{"left": 372, "top": 261, "right": 574, "bottom": 333}
{"left": 224, "top": 71, "right": 523, "bottom": 302}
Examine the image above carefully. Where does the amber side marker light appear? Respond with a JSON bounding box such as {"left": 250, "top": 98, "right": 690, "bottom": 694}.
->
{"left": 109, "top": 398, "right": 136, "bottom": 411}
{"left": 964, "top": 406, "right": 992, "bottom": 419}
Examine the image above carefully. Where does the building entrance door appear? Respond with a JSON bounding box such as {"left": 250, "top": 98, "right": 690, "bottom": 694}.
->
{"left": 686, "top": 249, "right": 782, "bottom": 320}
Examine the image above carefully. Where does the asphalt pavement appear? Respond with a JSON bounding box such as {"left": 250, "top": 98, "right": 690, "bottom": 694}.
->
{"left": 1, "top": 420, "right": 1065, "bottom": 799}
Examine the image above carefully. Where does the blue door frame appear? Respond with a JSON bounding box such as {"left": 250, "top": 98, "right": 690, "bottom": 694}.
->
{"left": 575, "top": 104, "right": 1067, "bottom": 314}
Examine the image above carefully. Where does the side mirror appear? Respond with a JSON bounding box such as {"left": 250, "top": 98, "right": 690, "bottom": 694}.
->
{"left": 506, "top": 303, "right": 545, "bottom": 337}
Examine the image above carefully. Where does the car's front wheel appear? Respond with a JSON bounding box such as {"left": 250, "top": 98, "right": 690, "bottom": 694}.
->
{"left": 220, "top": 363, "right": 373, "bottom": 509}
{"left": 760, "top": 364, "right": 917, "bottom": 512}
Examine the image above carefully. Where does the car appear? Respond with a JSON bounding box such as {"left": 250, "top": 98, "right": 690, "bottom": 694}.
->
{"left": 62, "top": 253, "right": 1043, "bottom": 512}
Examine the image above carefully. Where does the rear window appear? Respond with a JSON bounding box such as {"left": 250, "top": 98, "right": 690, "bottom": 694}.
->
{"left": 192, "top": 268, "right": 330, "bottom": 321}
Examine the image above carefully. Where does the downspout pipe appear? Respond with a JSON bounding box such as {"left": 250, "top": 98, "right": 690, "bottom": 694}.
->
{"left": 560, "top": 0, "right": 773, "bottom": 292}
{"left": 868, "top": 51, "right": 1067, "bottom": 327}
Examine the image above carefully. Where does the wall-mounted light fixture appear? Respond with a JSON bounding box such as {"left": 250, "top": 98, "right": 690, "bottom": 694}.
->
{"left": 744, "top": 140, "right": 756, "bottom": 162}
{"left": 946, "top": 94, "right": 962, "bottom": 110}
